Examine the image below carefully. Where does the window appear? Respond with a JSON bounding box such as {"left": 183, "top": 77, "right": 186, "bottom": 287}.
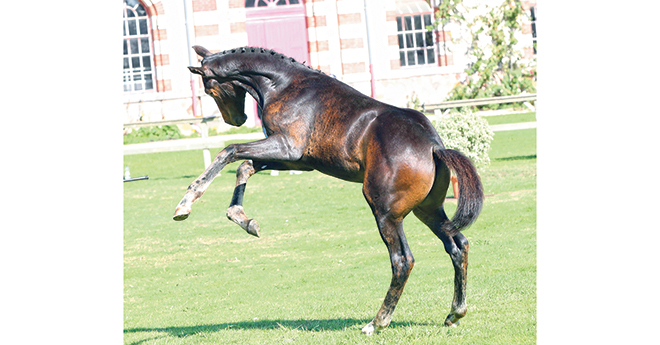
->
{"left": 245, "top": 0, "right": 299, "bottom": 7}
{"left": 396, "top": 13, "right": 436, "bottom": 67}
{"left": 123, "top": 0, "right": 154, "bottom": 92}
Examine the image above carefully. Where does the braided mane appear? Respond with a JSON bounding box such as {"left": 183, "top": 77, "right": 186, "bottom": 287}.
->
{"left": 214, "top": 46, "right": 324, "bottom": 74}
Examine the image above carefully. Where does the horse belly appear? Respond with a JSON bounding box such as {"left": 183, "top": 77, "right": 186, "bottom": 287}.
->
{"left": 302, "top": 153, "right": 365, "bottom": 183}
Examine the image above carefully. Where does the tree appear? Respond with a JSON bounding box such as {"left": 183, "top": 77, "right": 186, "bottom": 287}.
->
{"left": 434, "top": 0, "right": 536, "bottom": 107}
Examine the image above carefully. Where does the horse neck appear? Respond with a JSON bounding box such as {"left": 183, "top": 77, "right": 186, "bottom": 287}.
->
{"left": 228, "top": 56, "right": 301, "bottom": 109}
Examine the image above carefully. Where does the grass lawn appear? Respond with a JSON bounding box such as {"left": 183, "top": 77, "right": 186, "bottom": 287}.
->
{"left": 124, "top": 126, "right": 536, "bottom": 344}
{"left": 484, "top": 112, "right": 536, "bottom": 126}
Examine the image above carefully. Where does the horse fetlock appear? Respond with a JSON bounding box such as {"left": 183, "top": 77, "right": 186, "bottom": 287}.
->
{"left": 227, "top": 205, "right": 246, "bottom": 223}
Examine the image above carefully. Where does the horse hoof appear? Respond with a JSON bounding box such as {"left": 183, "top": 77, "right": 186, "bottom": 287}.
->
{"left": 246, "top": 219, "right": 260, "bottom": 237}
{"left": 361, "top": 322, "right": 384, "bottom": 335}
{"left": 361, "top": 322, "right": 376, "bottom": 336}
{"left": 173, "top": 206, "right": 191, "bottom": 221}
{"left": 444, "top": 316, "right": 461, "bottom": 327}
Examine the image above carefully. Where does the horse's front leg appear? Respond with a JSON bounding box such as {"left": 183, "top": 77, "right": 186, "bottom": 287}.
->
{"left": 173, "top": 145, "right": 238, "bottom": 220}
{"left": 173, "top": 135, "right": 303, "bottom": 221}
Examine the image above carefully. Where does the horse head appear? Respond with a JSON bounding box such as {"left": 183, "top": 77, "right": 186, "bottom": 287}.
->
{"left": 189, "top": 46, "right": 247, "bottom": 127}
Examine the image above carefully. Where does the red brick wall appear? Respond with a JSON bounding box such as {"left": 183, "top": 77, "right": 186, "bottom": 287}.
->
{"left": 230, "top": 22, "right": 246, "bottom": 34}
{"left": 153, "top": 28, "right": 167, "bottom": 41}
{"left": 154, "top": 54, "right": 170, "bottom": 66}
{"left": 157, "top": 79, "right": 172, "bottom": 92}
{"left": 438, "top": 54, "right": 453, "bottom": 67}
{"left": 307, "top": 15, "right": 327, "bottom": 28}
{"left": 192, "top": 0, "right": 216, "bottom": 12}
{"left": 343, "top": 62, "right": 365, "bottom": 74}
{"left": 388, "top": 35, "right": 398, "bottom": 46}
{"left": 228, "top": 0, "right": 243, "bottom": 9}
{"left": 340, "top": 38, "right": 363, "bottom": 49}
{"left": 436, "top": 30, "right": 452, "bottom": 43}
{"left": 195, "top": 24, "right": 219, "bottom": 37}
{"left": 309, "top": 40, "right": 329, "bottom": 52}
{"left": 338, "top": 13, "right": 361, "bottom": 25}
{"left": 147, "top": 1, "right": 165, "bottom": 16}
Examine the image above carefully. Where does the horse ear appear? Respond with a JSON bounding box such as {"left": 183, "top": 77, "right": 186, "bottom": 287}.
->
{"left": 188, "top": 66, "right": 205, "bottom": 76}
{"left": 188, "top": 66, "right": 206, "bottom": 77}
{"left": 192, "top": 45, "right": 211, "bottom": 57}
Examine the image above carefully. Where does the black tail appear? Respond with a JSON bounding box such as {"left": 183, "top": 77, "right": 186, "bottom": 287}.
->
{"left": 433, "top": 147, "right": 484, "bottom": 236}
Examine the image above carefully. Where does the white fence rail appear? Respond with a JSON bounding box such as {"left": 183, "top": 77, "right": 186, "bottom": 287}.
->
{"left": 423, "top": 93, "right": 536, "bottom": 124}
{"left": 123, "top": 94, "right": 536, "bottom": 167}
{"left": 424, "top": 93, "right": 537, "bottom": 112}
{"left": 123, "top": 115, "right": 265, "bottom": 168}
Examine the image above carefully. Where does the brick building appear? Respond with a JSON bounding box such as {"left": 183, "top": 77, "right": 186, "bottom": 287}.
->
{"left": 122, "top": 0, "right": 536, "bottom": 126}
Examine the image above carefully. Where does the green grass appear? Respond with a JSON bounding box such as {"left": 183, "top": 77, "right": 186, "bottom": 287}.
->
{"left": 485, "top": 112, "right": 536, "bottom": 126}
{"left": 124, "top": 127, "right": 536, "bottom": 344}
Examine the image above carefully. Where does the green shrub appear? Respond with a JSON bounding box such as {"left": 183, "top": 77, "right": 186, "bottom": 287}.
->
{"left": 434, "top": 109, "right": 494, "bottom": 168}
{"left": 123, "top": 125, "right": 183, "bottom": 145}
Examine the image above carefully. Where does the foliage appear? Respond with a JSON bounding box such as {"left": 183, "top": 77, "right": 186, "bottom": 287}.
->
{"left": 212, "top": 125, "right": 263, "bottom": 136}
{"left": 436, "top": 0, "right": 536, "bottom": 109}
{"left": 123, "top": 123, "right": 265, "bottom": 145}
{"left": 406, "top": 91, "right": 423, "bottom": 111}
{"left": 124, "top": 125, "right": 183, "bottom": 145}
{"left": 435, "top": 109, "right": 494, "bottom": 168}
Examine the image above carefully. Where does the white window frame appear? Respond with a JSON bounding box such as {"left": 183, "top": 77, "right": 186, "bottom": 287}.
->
{"left": 245, "top": 0, "right": 300, "bottom": 8}
{"left": 123, "top": 0, "right": 155, "bottom": 93}
{"left": 396, "top": 12, "right": 437, "bottom": 68}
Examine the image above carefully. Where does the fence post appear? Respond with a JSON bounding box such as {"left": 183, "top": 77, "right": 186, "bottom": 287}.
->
{"left": 200, "top": 121, "right": 211, "bottom": 168}
{"left": 434, "top": 109, "right": 443, "bottom": 125}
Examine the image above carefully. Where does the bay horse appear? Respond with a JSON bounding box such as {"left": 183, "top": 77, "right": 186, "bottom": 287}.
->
{"left": 173, "top": 45, "right": 483, "bottom": 335}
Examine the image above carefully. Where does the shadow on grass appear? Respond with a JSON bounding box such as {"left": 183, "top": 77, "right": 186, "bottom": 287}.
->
{"left": 493, "top": 154, "right": 536, "bottom": 162}
{"left": 125, "top": 318, "right": 431, "bottom": 343}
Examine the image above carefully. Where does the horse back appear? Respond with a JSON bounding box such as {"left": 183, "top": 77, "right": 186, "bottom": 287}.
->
{"left": 264, "top": 72, "right": 441, "bottom": 185}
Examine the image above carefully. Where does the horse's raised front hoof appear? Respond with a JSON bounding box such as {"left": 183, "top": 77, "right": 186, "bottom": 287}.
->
{"left": 361, "top": 321, "right": 384, "bottom": 336}
{"left": 246, "top": 219, "right": 260, "bottom": 237}
{"left": 173, "top": 206, "right": 191, "bottom": 221}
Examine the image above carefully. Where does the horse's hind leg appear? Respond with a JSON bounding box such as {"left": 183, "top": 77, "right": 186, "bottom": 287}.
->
{"left": 361, "top": 213, "right": 415, "bottom": 335}
{"left": 226, "top": 160, "right": 300, "bottom": 237}
{"left": 226, "top": 160, "right": 261, "bottom": 237}
{"left": 413, "top": 207, "right": 469, "bottom": 326}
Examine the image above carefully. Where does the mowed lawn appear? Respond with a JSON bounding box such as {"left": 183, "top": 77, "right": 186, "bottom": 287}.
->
{"left": 124, "top": 123, "right": 536, "bottom": 344}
